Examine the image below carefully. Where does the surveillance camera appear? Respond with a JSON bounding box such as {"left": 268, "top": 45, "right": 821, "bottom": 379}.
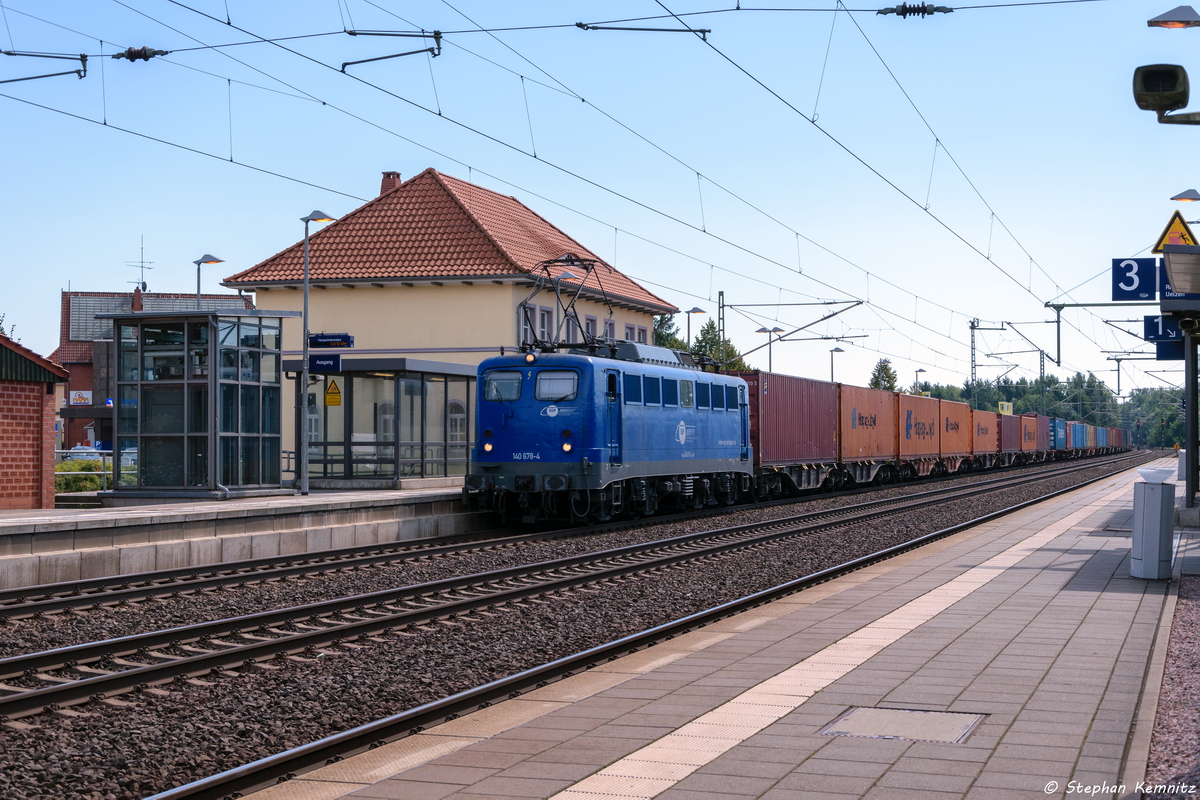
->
{"left": 1134, "top": 64, "right": 1190, "bottom": 112}
{"left": 1180, "top": 316, "right": 1199, "bottom": 332}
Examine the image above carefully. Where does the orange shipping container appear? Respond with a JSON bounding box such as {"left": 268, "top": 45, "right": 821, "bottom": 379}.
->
{"left": 941, "top": 400, "right": 972, "bottom": 457}
{"left": 839, "top": 384, "right": 897, "bottom": 461}
{"left": 972, "top": 410, "right": 998, "bottom": 456}
{"left": 1020, "top": 415, "right": 1038, "bottom": 452}
{"left": 899, "top": 394, "right": 939, "bottom": 458}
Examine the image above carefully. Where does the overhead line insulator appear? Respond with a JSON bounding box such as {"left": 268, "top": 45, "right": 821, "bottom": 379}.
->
{"left": 876, "top": 3, "right": 954, "bottom": 18}
{"left": 111, "top": 47, "right": 170, "bottom": 62}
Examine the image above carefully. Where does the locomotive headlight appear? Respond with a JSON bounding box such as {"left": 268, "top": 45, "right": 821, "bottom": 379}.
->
{"left": 525, "top": 353, "right": 536, "bottom": 363}
{"left": 562, "top": 443, "right": 572, "bottom": 453}
{"left": 483, "top": 442, "right": 493, "bottom": 452}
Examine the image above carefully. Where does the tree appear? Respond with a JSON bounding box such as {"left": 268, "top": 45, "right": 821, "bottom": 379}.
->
{"left": 691, "top": 319, "right": 749, "bottom": 371}
{"left": 868, "top": 358, "right": 898, "bottom": 391}
{"left": 0, "top": 313, "right": 12, "bottom": 339}
{"left": 653, "top": 314, "right": 686, "bottom": 350}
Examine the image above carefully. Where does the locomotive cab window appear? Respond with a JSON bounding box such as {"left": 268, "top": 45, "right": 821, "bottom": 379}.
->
{"left": 726, "top": 385, "right": 740, "bottom": 410}
{"left": 696, "top": 382, "right": 710, "bottom": 409}
{"left": 711, "top": 383, "right": 725, "bottom": 410}
{"left": 483, "top": 370, "right": 522, "bottom": 402}
{"left": 535, "top": 370, "right": 578, "bottom": 402}
{"left": 680, "top": 380, "right": 694, "bottom": 408}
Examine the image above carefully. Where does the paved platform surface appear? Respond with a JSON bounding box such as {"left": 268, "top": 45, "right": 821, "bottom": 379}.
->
{"left": 247, "top": 461, "right": 1193, "bottom": 800}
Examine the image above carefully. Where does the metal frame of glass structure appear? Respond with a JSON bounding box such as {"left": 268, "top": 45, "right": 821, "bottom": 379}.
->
{"left": 103, "top": 310, "right": 298, "bottom": 492}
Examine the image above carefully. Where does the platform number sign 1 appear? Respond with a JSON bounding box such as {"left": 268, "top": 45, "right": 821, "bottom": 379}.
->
{"left": 1144, "top": 315, "right": 1182, "bottom": 342}
{"left": 1111, "top": 258, "right": 1159, "bottom": 302}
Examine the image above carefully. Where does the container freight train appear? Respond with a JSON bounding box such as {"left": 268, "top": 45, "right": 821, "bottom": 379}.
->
{"left": 463, "top": 342, "right": 1130, "bottom": 523}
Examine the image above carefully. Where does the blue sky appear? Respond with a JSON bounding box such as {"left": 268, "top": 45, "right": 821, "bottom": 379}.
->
{"left": 0, "top": 0, "right": 1191, "bottom": 395}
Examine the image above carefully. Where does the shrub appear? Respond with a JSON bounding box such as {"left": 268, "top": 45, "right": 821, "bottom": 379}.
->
{"left": 55, "top": 460, "right": 113, "bottom": 493}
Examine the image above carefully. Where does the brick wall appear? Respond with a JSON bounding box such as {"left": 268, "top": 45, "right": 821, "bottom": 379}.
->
{"left": 0, "top": 379, "right": 56, "bottom": 509}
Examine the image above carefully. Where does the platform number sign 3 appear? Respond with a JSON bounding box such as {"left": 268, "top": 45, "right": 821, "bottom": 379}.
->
{"left": 1111, "top": 258, "right": 1159, "bottom": 302}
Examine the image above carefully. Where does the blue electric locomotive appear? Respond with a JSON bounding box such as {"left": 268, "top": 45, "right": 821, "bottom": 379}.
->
{"left": 464, "top": 342, "right": 754, "bottom": 523}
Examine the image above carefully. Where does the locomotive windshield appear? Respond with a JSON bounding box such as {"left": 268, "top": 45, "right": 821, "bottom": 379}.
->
{"left": 535, "top": 370, "right": 578, "bottom": 402}
{"left": 483, "top": 370, "right": 522, "bottom": 402}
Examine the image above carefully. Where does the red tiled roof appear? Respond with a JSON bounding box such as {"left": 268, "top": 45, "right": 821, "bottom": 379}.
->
{"left": 0, "top": 332, "right": 69, "bottom": 380}
{"left": 224, "top": 169, "right": 677, "bottom": 314}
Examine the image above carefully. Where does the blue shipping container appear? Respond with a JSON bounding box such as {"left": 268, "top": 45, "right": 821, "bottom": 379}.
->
{"left": 1051, "top": 418, "right": 1067, "bottom": 450}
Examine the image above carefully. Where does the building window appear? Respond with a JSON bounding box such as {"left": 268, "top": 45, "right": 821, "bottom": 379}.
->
{"left": 637, "top": 326, "right": 648, "bottom": 344}
{"left": 565, "top": 313, "right": 579, "bottom": 344}
{"left": 539, "top": 307, "right": 554, "bottom": 342}
{"left": 521, "top": 304, "right": 534, "bottom": 345}
{"left": 585, "top": 316, "right": 597, "bottom": 339}
{"left": 624, "top": 324, "right": 636, "bottom": 341}
{"left": 604, "top": 319, "right": 615, "bottom": 339}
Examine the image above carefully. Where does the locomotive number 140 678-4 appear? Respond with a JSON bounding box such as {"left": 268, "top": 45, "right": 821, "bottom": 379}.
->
{"left": 513, "top": 452, "right": 541, "bottom": 460}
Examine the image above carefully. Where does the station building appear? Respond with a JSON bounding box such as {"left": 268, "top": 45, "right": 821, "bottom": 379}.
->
{"left": 222, "top": 168, "right": 675, "bottom": 488}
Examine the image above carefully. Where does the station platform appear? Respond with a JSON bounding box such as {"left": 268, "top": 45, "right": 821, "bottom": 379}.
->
{"left": 248, "top": 459, "right": 1199, "bottom": 800}
{"left": 0, "top": 483, "right": 486, "bottom": 591}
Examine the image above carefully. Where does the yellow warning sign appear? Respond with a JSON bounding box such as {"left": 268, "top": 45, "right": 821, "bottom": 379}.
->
{"left": 324, "top": 379, "right": 341, "bottom": 407}
{"left": 1152, "top": 210, "right": 1197, "bottom": 254}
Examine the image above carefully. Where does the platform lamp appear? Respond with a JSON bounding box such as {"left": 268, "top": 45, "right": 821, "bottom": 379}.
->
{"left": 915, "top": 367, "right": 927, "bottom": 393}
{"left": 685, "top": 307, "right": 705, "bottom": 348}
{"left": 194, "top": 255, "right": 224, "bottom": 310}
{"left": 1148, "top": 5, "right": 1200, "bottom": 27}
{"left": 829, "top": 346, "right": 844, "bottom": 383}
{"left": 1172, "top": 190, "right": 1200, "bottom": 224}
{"left": 756, "top": 326, "right": 784, "bottom": 372}
{"left": 298, "top": 210, "right": 335, "bottom": 497}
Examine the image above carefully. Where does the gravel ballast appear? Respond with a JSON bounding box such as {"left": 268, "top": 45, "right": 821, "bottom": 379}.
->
{"left": 1145, "top": 576, "right": 1200, "bottom": 798}
{"left": 0, "top": 457, "right": 1156, "bottom": 799}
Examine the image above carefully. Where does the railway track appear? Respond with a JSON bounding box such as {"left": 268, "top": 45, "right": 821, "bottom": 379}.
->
{"left": 0, "top": 452, "right": 1143, "bottom": 621}
{"left": 0, "top": 452, "right": 1146, "bottom": 723}
{"left": 134, "top": 451, "right": 1157, "bottom": 800}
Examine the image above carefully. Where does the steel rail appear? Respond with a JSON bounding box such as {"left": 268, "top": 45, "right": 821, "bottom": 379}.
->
{"left": 0, "top": 454, "right": 1145, "bottom": 720}
{"left": 0, "top": 452, "right": 1141, "bottom": 620}
{"left": 141, "top": 453, "right": 1151, "bottom": 800}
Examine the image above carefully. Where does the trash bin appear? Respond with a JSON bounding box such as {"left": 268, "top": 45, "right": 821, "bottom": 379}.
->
{"left": 1131, "top": 468, "right": 1175, "bottom": 580}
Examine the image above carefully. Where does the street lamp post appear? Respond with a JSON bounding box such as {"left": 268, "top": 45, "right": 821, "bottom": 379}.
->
{"left": 829, "top": 346, "right": 844, "bottom": 382}
{"left": 915, "top": 367, "right": 927, "bottom": 393}
{"left": 755, "top": 326, "right": 785, "bottom": 372}
{"left": 685, "top": 307, "right": 705, "bottom": 348}
{"left": 194, "top": 254, "right": 224, "bottom": 309}
{"left": 298, "top": 211, "right": 335, "bottom": 496}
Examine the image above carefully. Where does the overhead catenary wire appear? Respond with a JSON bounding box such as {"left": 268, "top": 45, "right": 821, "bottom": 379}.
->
{"left": 5, "top": 3, "right": 1132, "bottom": 387}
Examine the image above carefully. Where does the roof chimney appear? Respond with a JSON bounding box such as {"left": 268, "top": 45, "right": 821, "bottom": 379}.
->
{"left": 380, "top": 171, "right": 401, "bottom": 195}
{"left": 132, "top": 286, "right": 143, "bottom": 312}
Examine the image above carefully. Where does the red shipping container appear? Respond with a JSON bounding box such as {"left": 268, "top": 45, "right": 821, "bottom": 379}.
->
{"left": 999, "top": 414, "right": 1021, "bottom": 453}
{"left": 941, "top": 400, "right": 972, "bottom": 457}
{"left": 899, "top": 394, "right": 940, "bottom": 458}
{"left": 738, "top": 371, "right": 837, "bottom": 468}
{"left": 1019, "top": 415, "right": 1037, "bottom": 452}
{"left": 972, "top": 410, "right": 998, "bottom": 456}
{"left": 839, "top": 384, "right": 897, "bottom": 461}
{"left": 1037, "top": 415, "right": 1050, "bottom": 451}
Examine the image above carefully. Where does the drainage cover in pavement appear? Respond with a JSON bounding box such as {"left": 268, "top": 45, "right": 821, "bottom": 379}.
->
{"left": 818, "top": 707, "right": 986, "bottom": 743}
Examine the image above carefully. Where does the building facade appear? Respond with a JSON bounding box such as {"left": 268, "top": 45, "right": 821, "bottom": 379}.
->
{"left": 223, "top": 168, "right": 676, "bottom": 485}
{"left": 0, "top": 333, "right": 69, "bottom": 509}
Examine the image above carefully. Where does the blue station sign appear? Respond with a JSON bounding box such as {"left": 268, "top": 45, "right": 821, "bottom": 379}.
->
{"left": 1144, "top": 315, "right": 1183, "bottom": 342}
{"left": 1157, "top": 341, "right": 1185, "bottom": 361}
{"left": 1111, "top": 258, "right": 1159, "bottom": 302}
{"left": 309, "top": 333, "right": 354, "bottom": 348}
{"left": 309, "top": 353, "right": 341, "bottom": 372}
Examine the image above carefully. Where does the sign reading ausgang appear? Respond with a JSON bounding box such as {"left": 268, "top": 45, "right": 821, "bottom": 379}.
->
{"left": 309, "top": 354, "right": 341, "bottom": 372}
{"left": 308, "top": 333, "right": 354, "bottom": 348}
